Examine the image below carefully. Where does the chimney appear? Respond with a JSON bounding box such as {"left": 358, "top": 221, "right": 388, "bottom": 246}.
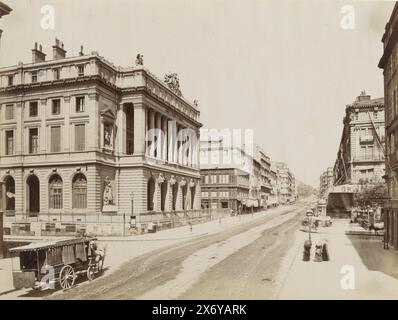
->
{"left": 52, "top": 38, "right": 66, "bottom": 60}
{"left": 79, "top": 45, "right": 84, "bottom": 56}
{"left": 357, "top": 91, "right": 371, "bottom": 102}
{"left": 32, "top": 42, "right": 46, "bottom": 63}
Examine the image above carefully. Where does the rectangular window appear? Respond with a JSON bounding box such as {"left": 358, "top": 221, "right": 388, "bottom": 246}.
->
{"left": 7, "top": 75, "right": 13, "bottom": 86}
{"left": 5, "top": 104, "right": 13, "bottom": 120}
{"left": 52, "top": 99, "right": 61, "bottom": 115}
{"left": 53, "top": 68, "right": 61, "bottom": 80}
{"left": 31, "top": 71, "right": 38, "bottom": 83}
{"left": 75, "top": 124, "right": 85, "bottom": 151}
{"left": 5, "top": 130, "right": 14, "bottom": 155}
{"left": 50, "top": 126, "right": 61, "bottom": 152}
{"left": 77, "top": 65, "right": 84, "bottom": 77}
{"left": 29, "top": 101, "right": 38, "bottom": 117}
{"left": 75, "top": 96, "right": 85, "bottom": 113}
{"left": 50, "top": 187, "right": 63, "bottom": 209}
{"left": 29, "top": 128, "right": 39, "bottom": 154}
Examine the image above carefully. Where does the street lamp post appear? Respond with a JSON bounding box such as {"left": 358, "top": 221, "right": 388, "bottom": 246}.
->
{"left": 306, "top": 210, "right": 314, "bottom": 242}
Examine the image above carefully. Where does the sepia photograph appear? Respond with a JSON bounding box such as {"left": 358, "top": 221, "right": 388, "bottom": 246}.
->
{"left": 0, "top": 0, "right": 397, "bottom": 308}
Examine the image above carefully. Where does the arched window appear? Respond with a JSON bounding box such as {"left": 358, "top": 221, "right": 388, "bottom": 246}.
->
{"left": 4, "top": 175, "right": 15, "bottom": 212}
{"left": 147, "top": 177, "right": 155, "bottom": 211}
{"left": 72, "top": 174, "right": 87, "bottom": 209}
{"left": 49, "top": 174, "right": 63, "bottom": 209}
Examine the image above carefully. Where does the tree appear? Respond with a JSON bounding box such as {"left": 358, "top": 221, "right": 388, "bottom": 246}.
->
{"left": 354, "top": 182, "right": 388, "bottom": 207}
{"left": 297, "top": 181, "right": 316, "bottom": 198}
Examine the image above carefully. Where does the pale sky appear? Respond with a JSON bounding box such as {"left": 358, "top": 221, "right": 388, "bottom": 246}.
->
{"left": 0, "top": 0, "right": 395, "bottom": 187}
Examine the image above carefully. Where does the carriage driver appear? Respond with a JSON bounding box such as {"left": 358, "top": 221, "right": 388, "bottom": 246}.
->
{"left": 89, "top": 241, "right": 105, "bottom": 263}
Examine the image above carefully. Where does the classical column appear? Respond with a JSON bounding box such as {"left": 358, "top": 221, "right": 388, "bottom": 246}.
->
{"left": 191, "top": 133, "right": 197, "bottom": 168}
{"left": 177, "top": 124, "right": 183, "bottom": 165}
{"left": 116, "top": 103, "right": 126, "bottom": 154}
{"left": 168, "top": 120, "right": 177, "bottom": 164}
{"left": 155, "top": 113, "right": 162, "bottom": 159}
{"left": 133, "top": 103, "right": 146, "bottom": 157}
{"left": 162, "top": 116, "right": 168, "bottom": 162}
{"left": 148, "top": 109, "right": 155, "bottom": 157}
{"left": 188, "top": 131, "right": 194, "bottom": 168}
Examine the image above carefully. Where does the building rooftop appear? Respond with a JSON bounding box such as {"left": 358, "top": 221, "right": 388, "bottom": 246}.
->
{"left": 0, "top": 39, "right": 200, "bottom": 113}
{"left": 379, "top": 2, "right": 398, "bottom": 68}
{"left": 347, "top": 91, "right": 384, "bottom": 109}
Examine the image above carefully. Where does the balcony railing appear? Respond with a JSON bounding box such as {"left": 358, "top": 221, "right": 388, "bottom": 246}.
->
{"left": 353, "top": 155, "right": 384, "bottom": 162}
{"left": 359, "top": 135, "right": 374, "bottom": 143}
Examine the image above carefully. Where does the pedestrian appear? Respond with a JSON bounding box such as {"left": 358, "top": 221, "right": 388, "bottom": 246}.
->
{"left": 314, "top": 241, "right": 323, "bottom": 262}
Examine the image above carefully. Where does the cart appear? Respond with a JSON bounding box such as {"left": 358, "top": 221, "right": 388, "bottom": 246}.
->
{"left": 9, "top": 237, "right": 106, "bottom": 290}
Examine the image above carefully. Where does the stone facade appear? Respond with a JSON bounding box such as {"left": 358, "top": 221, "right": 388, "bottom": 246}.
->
{"left": 333, "top": 92, "right": 385, "bottom": 187}
{"left": 254, "top": 146, "right": 272, "bottom": 208}
{"left": 319, "top": 167, "right": 334, "bottom": 199}
{"left": 200, "top": 168, "right": 250, "bottom": 212}
{"left": 379, "top": 3, "right": 398, "bottom": 250}
{"left": 275, "top": 162, "right": 295, "bottom": 204}
{"left": 199, "top": 137, "right": 252, "bottom": 212}
{"left": 0, "top": 40, "right": 202, "bottom": 229}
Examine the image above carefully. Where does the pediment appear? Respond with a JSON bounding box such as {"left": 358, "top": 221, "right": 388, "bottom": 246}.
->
{"left": 100, "top": 107, "right": 116, "bottom": 120}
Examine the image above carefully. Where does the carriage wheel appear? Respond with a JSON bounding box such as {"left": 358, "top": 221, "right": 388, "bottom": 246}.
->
{"left": 59, "top": 265, "right": 76, "bottom": 290}
{"left": 87, "top": 266, "right": 95, "bottom": 281}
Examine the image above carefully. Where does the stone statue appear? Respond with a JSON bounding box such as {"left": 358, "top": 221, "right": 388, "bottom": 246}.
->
{"left": 157, "top": 173, "right": 165, "bottom": 184}
{"left": 136, "top": 54, "right": 144, "bottom": 66}
{"left": 103, "top": 176, "right": 114, "bottom": 206}
{"left": 193, "top": 99, "right": 199, "bottom": 108}
{"left": 180, "top": 178, "right": 187, "bottom": 186}
{"left": 164, "top": 73, "right": 182, "bottom": 96}
{"left": 170, "top": 175, "right": 177, "bottom": 185}
{"left": 104, "top": 125, "right": 112, "bottom": 147}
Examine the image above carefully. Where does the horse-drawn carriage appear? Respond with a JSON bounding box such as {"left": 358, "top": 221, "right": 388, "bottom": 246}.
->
{"left": 9, "top": 237, "right": 105, "bottom": 290}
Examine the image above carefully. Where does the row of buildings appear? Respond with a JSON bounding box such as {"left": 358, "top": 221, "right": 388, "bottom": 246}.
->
{"left": 199, "top": 137, "right": 296, "bottom": 213}
{"left": 379, "top": 3, "right": 398, "bottom": 251}
{"left": 319, "top": 91, "right": 386, "bottom": 200}
{"left": 318, "top": 3, "right": 398, "bottom": 250}
{"left": 0, "top": 2, "right": 297, "bottom": 236}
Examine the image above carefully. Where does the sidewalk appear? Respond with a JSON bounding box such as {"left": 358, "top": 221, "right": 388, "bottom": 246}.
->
{"left": 278, "top": 219, "right": 398, "bottom": 299}
{"left": 0, "top": 205, "right": 297, "bottom": 298}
